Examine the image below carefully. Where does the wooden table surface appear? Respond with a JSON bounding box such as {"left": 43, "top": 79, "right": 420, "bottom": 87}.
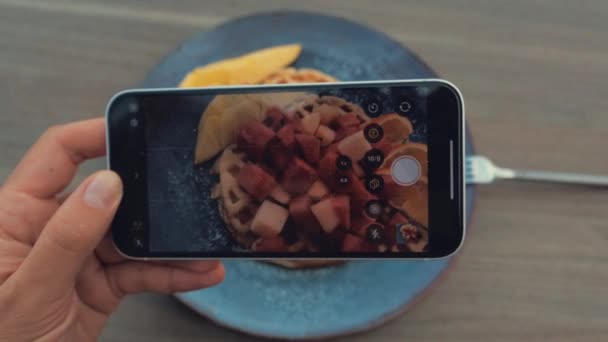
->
{"left": 1, "top": 0, "right": 607, "bottom": 341}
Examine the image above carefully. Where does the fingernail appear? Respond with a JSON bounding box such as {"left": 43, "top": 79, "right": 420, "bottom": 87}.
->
{"left": 84, "top": 172, "right": 123, "bottom": 209}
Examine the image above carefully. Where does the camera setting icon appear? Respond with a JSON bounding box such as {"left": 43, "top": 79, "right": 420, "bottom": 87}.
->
{"left": 367, "top": 102, "right": 380, "bottom": 114}
{"left": 363, "top": 124, "right": 384, "bottom": 144}
{"left": 365, "top": 175, "right": 384, "bottom": 194}
{"left": 363, "top": 97, "right": 383, "bottom": 117}
{"left": 396, "top": 98, "right": 414, "bottom": 116}
{"left": 399, "top": 101, "right": 411, "bottom": 113}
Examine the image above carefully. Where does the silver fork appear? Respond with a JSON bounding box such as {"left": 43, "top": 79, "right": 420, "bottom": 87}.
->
{"left": 466, "top": 155, "right": 608, "bottom": 186}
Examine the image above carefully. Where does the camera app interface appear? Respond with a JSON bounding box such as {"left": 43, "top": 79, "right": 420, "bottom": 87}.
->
{"left": 143, "top": 86, "right": 430, "bottom": 254}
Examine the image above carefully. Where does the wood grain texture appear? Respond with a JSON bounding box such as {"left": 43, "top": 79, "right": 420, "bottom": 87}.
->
{"left": 0, "top": 0, "right": 607, "bottom": 341}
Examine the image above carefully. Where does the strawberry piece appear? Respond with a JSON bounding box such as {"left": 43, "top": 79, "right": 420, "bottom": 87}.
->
{"left": 237, "top": 163, "right": 277, "bottom": 201}
{"left": 289, "top": 195, "right": 321, "bottom": 234}
{"left": 296, "top": 133, "right": 321, "bottom": 165}
{"left": 321, "top": 143, "right": 340, "bottom": 156}
{"left": 334, "top": 125, "right": 359, "bottom": 142}
{"left": 281, "top": 157, "right": 318, "bottom": 195}
{"left": 237, "top": 121, "right": 275, "bottom": 161}
{"left": 266, "top": 140, "right": 294, "bottom": 170}
{"left": 318, "top": 151, "right": 339, "bottom": 186}
{"left": 373, "top": 138, "right": 393, "bottom": 157}
{"left": 332, "top": 195, "right": 351, "bottom": 229}
{"left": 276, "top": 124, "right": 296, "bottom": 150}
{"left": 332, "top": 113, "right": 360, "bottom": 131}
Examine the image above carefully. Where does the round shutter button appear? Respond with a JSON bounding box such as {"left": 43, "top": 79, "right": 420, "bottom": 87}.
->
{"left": 390, "top": 156, "right": 422, "bottom": 186}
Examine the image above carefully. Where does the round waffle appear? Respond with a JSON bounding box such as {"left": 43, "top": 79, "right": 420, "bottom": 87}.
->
{"left": 213, "top": 68, "right": 351, "bottom": 268}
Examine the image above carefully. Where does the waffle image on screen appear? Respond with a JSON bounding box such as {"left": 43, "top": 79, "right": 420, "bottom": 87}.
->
{"left": 144, "top": 86, "right": 430, "bottom": 255}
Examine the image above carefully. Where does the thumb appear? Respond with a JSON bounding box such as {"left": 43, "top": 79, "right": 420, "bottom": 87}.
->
{"left": 16, "top": 171, "right": 123, "bottom": 294}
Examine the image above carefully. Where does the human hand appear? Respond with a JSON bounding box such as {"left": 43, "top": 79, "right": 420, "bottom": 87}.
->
{"left": 0, "top": 119, "right": 225, "bottom": 341}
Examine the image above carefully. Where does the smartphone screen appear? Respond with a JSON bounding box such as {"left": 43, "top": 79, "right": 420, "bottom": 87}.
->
{"left": 107, "top": 80, "right": 464, "bottom": 259}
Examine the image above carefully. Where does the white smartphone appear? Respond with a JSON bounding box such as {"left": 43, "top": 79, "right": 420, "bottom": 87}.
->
{"left": 106, "top": 80, "right": 465, "bottom": 259}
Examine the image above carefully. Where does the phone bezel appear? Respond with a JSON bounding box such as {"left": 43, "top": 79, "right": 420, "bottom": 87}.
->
{"left": 106, "top": 79, "right": 465, "bottom": 260}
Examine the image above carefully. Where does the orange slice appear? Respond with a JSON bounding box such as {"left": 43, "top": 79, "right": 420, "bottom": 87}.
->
{"left": 218, "top": 97, "right": 265, "bottom": 147}
{"left": 179, "top": 44, "right": 302, "bottom": 87}
{"left": 193, "top": 94, "right": 245, "bottom": 163}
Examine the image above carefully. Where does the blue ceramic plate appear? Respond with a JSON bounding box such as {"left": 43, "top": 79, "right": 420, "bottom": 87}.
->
{"left": 141, "top": 12, "right": 476, "bottom": 340}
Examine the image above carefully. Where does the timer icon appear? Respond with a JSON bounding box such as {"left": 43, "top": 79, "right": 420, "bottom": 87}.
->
{"left": 367, "top": 102, "right": 379, "bottom": 114}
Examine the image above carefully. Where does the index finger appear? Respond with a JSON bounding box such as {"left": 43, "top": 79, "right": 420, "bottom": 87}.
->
{"left": 4, "top": 118, "right": 106, "bottom": 199}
